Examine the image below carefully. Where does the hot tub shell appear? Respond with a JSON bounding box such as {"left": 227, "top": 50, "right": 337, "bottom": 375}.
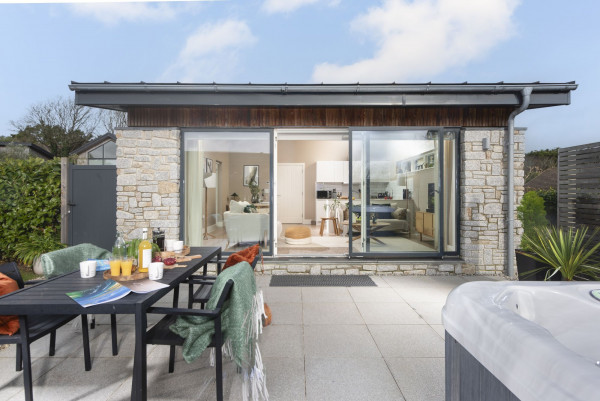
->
{"left": 442, "top": 281, "right": 600, "bottom": 401}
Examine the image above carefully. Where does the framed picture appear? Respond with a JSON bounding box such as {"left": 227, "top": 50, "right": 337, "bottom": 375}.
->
{"left": 205, "top": 158, "right": 213, "bottom": 174}
{"left": 243, "top": 165, "right": 259, "bottom": 187}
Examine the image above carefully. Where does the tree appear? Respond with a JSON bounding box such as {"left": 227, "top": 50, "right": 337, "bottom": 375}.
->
{"left": 98, "top": 109, "right": 127, "bottom": 134}
{"left": 15, "top": 124, "right": 93, "bottom": 157}
{"left": 11, "top": 96, "right": 99, "bottom": 136}
{"left": 524, "top": 148, "right": 558, "bottom": 183}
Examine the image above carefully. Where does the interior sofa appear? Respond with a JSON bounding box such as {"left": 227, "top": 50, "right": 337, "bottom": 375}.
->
{"left": 224, "top": 200, "right": 270, "bottom": 245}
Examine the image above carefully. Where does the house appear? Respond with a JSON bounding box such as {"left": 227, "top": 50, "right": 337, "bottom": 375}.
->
{"left": 0, "top": 142, "right": 53, "bottom": 159}
{"left": 69, "top": 81, "right": 577, "bottom": 277}
{"left": 70, "top": 132, "right": 116, "bottom": 165}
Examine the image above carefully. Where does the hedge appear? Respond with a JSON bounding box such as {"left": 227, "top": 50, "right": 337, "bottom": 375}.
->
{"left": 0, "top": 158, "right": 62, "bottom": 260}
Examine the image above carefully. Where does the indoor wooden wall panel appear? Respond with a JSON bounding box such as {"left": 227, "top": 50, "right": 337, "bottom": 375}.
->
{"left": 128, "top": 106, "right": 513, "bottom": 128}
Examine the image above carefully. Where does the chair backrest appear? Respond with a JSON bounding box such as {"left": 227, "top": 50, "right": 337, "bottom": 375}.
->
{"left": 0, "top": 262, "right": 25, "bottom": 289}
{"left": 214, "top": 279, "right": 234, "bottom": 310}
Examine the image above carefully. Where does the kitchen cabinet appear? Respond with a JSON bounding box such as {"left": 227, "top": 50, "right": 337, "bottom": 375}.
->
{"left": 415, "top": 211, "right": 434, "bottom": 241}
{"left": 316, "top": 161, "right": 349, "bottom": 183}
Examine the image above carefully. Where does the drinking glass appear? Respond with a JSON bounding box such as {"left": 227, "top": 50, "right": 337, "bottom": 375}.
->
{"left": 109, "top": 257, "right": 121, "bottom": 276}
{"left": 121, "top": 258, "right": 133, "bottom": 276}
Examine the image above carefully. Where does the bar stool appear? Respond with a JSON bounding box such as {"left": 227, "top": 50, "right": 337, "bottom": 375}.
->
{"left": 320, "top": 217, "right": 339, "bottom": 236}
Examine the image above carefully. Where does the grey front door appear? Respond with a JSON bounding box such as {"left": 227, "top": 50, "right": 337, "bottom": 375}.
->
{"left": 68, "top": 165, "right": 116, "bottom": 250}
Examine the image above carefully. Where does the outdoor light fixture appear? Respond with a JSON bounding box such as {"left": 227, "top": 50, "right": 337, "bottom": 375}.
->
{"left": 482, "top": 137, "right": 490, "bottom": 151}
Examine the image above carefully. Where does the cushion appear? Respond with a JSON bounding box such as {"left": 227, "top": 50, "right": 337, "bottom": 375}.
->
{"left": 223, "top": 244, "right": 261, "bottom": 270}
{"left": 284, "top": 226, "right": 311, "bottom": 239}
{"left": 391, "top": 208, "right": 408, "bottom": 220}
{"left": 0, "top": 273, "right": 20, "bottom": 335}
{"left": 41, "top": 243, "right": 111, "bottom": 277}
{"left": 229, "top": 200, "right": 250, "bottom": 213}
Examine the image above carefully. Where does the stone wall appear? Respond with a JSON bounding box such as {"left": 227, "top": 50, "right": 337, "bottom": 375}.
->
{"left": 115, "top": 128, "right": 181, "bottom": 240}
{"left": 460, "top": 128, "right": 524, "bottom": 275}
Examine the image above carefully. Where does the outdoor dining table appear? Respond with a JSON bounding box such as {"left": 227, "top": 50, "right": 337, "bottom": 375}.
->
{"left": 0, "top": 246, "right": 221, "bottom": 401}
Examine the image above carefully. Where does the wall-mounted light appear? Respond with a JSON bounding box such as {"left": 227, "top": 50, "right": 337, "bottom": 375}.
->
{"left": 482, "top": 137, "right": 490, "bottom": 151}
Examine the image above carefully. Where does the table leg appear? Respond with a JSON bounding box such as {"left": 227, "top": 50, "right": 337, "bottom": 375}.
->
{"left": 19, "top": 316, "right": 33, "bottom": 401}
{"left": 132, "top": 305, "right": 148, "bottom": 401}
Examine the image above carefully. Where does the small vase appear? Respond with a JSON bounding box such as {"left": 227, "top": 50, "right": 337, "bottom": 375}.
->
{"left": 251, "top": 194, "right": 259, "bottom": 203}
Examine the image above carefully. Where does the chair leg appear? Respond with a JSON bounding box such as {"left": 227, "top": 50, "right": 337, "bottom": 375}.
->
{"left": 16, "top": 343, "right": 22, "bottom": 371}
{"left": 49, "top": 330, "right": 56, "bottom": 356}
{"left": 168, "top": 346, "right": 176, "bottom": 373}
{"left": 90, "top": 314, "right": 95, "bottom": 329}
{"left": 19, "top": 316, "right": 33, "bottom": 401}
{"left": 81, "top": 315, "right": 92, "bottom": 371}
{"left": 110, "top": 314, "right": 118, "bottom": 356}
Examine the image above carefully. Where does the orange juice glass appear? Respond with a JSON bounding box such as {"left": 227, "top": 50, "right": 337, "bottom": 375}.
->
{"left": 109, "top": 259, "right": 121, "bottom": 276}
{"left": 121, "top": 258, "right": 133, "bottom": 276}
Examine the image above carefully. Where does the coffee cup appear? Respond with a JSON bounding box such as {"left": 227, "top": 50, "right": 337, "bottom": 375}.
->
{"left": 173, "top": 241, "right": 184, "bottom": 252}
{"left": 148, "top": 262, "right": 164, "bottom": 280}
{"left": 79, "top": 260, "right": 97, "bottom": 278}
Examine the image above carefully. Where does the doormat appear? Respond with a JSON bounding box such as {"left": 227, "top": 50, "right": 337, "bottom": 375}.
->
{"left": 270, "top": 275, "right": 376, "bottom": 287}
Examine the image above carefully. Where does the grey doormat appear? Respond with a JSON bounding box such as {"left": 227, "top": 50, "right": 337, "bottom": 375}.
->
{"left": 270, "top": 275, "right": 376, "bottom": 287}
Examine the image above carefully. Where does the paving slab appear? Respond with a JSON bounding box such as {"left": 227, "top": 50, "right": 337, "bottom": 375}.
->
{"left": 386, "top": 357, "right": 445, "bottom": 401}
{"left": 369, "top": 324, "right": 445, "bottom": 358}
{"left": 304, "top": 325, "right": 381, "bottom": 358}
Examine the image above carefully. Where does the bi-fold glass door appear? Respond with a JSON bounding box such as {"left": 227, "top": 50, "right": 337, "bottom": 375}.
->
{"left": 349, "top": 129, "right": 457, "bottom": 257}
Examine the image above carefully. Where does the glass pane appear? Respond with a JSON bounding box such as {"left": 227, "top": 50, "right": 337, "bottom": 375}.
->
{"left": 104, "top": 141, "right": 117, "bottom": 159}
{"left": 351, "top": 130, "right": 440, "bottom": 254}
{"left": 88, "top": 159, "right": 102, "bottom": 165}
{"left": 184, "top": 131, "right": 271, "bottom": 254}
{"left": 88, "top": 146, "right": 103, "bottom": 159}
{"left": 104, "top": 158, "right": 117, "bottom": 165}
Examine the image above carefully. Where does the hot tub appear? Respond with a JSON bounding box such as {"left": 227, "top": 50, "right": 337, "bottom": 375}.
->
{"left": 442, "top": 281, "right": 600, "bottom": 401}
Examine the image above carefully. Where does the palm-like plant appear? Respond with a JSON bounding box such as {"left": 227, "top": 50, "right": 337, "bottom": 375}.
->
{"left": 522, "top": 226, "right": 600, "bottom": 281}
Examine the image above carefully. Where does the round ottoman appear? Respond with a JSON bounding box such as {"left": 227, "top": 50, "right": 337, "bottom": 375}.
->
{"left": 284, "top": 226, "right": 312, "bottom": 245}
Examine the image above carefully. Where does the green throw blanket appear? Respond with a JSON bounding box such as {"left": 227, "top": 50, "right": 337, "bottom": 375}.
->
{"left": 170, "top": 261, "right": 257, "bottom": 366}
{"left": 41, "top": 243, "right": 111, "bottom": 277}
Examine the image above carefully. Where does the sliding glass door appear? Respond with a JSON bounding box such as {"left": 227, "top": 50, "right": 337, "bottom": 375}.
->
{"left": 183, "top": 130, "right": 273, "bottom": 254}
{"left": 349, "top": 129, "right": 457, "bottom": 256}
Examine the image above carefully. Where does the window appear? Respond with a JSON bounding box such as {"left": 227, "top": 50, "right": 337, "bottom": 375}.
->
{"left": 88, "top": 141, "right": 116, "bottom": 165}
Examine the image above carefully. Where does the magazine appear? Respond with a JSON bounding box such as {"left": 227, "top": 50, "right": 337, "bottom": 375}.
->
{"left": 67, "top": 279, "right": 131, "bottom": 308}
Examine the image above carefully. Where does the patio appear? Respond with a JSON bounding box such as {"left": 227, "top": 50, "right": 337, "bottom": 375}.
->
{"left": 0, "top": 274, "right": 504, "bottom": 401}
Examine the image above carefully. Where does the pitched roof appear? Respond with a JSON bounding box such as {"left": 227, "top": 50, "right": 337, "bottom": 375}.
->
{"left": 524, "top": 167, "right": 558, "bottom": 192}
{"left": 0, "top": 141, "right": 53, "bottom": 159}
{"left": 70, "top": 133, "right": 116, "bottom": 155}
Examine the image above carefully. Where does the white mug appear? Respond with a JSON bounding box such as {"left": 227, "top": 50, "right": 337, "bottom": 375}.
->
{"left": 148, "top": 262, "right": 164, "bottom": 280}
{"left": 79, "top": 260, "right": 97, "bottom": 278}
{"left": 173, "top": 241, "right": 184, "bottom": 252}
{"left": 165, "top": 239, "right": 175, "bottom": 252}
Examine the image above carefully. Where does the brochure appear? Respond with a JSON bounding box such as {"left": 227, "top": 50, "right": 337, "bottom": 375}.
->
{"left": 120, "top": 279, "right": 169, "bottom": 294}
{"left": 67, "top": 279, "right": 130, "bottom": 308}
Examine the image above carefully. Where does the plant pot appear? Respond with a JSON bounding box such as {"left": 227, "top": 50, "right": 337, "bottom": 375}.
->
{"left": 515, "top": 250, "right": 560, "bottom": 281}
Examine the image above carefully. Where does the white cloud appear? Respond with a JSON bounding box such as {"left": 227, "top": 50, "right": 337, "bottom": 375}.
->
{"left": 162, "top": 20, "right": 257, "bottom": 82}
{"left": 69, "top": 2, "right": 179, "bottom": 25}
{"left": 262, "top": 0, "right": 339, "bottom": 14}
{"left": 312, "top": 0, "right": 519, "bottom": 83}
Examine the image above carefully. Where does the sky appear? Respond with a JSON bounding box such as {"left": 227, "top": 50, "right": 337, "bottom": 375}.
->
{"left": 0, "top": 0, "right": 598, "bottom": 151}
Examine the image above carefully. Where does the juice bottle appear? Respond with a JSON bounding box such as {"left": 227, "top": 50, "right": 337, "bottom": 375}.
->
{"left": 138, "top": 228, "right": 152, "bottom": 273}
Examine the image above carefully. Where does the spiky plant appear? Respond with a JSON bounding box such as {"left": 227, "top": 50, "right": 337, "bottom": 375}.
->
{"left": 522, "top": 226, "right": 600, "bottom": 281}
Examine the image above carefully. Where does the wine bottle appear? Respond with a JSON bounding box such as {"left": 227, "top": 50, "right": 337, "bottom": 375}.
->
{"left": 138, "top": 228, "right": 152, "bottom": 273}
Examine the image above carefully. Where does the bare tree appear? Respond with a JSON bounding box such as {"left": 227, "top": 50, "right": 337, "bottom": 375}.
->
{"left": 97, "top": 109, "right": 128, "bottom": 134}
{"left": 10, "top": 96, "right": 100, "bottom": 136}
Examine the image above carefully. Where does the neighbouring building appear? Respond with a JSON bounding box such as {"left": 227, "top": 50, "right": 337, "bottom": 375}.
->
{"left": 71, "top": 133, "right": 117, "bottom": 165}
{"left": 0, "top": 142, "right": 53, "bottom": 159}
{"left": 69, "top": 82, "right": 577, "bottom": 277}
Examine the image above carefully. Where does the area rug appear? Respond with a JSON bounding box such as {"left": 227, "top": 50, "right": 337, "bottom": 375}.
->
{"left": 270, "top": 275, "right": 376, "bottom": 287}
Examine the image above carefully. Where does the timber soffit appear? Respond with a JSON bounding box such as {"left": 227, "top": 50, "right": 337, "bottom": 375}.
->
{"left": 68, "top": 81, "right": 577, "bottom": 111}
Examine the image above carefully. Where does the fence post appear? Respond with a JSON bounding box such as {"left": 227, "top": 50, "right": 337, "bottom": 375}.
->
{"left": 60, "top": 157, "right": 69, "bottom": 244}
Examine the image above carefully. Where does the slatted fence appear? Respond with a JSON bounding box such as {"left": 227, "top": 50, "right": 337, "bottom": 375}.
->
{"left": 558, "top": 142, "right": 600, "bottom": 229}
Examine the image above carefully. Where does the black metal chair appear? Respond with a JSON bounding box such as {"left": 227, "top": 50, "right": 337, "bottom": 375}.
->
{"left": 146, "top": 279, "right": 234, "bottom": 401}
{"left": 187, "top": 247, "right": 261, "bottom": 309}
{"left": 0, "top": 262, "right": 93, "bottom": 401}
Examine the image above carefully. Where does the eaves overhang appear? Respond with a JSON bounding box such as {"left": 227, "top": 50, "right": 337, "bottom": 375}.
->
{"left": 69, "top": 82, "right": 577, "bottom": 112}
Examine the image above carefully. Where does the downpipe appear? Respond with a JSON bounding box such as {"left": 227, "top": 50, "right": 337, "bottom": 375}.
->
{"left": 507, "top": 87, "right": 532, "bottom": 279}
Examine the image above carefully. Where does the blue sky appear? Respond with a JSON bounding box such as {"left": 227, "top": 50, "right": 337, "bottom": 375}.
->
{"left": 0, "top": 0, "right": 598, "bottom": 151}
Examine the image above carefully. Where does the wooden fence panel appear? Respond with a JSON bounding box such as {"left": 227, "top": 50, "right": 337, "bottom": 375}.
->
{"left": 558, "top": 142, "right": 600, "bottom": 229}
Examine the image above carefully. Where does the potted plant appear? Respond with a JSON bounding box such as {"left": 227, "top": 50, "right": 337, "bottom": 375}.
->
{"left": 521, "top": 226, "right": 600, "bottom": 281}
{"left": 14, "top": 229, "right": 66, "bottom": 275}
{"left": 515, "top": 191, "right": 550, "bottom": 280}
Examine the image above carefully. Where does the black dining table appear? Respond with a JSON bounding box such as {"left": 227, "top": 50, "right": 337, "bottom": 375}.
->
{"left": 0, "top": 246, "right": 221, "bottom": 401}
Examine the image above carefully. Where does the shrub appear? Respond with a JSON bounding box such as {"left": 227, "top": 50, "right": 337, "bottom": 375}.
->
{"left": 517, "top": 191, "right": 548, "bottom": 251}
{"left": 536, "top": 188, "right": 557, "bottom": 225}
{"left": 0, "top": 158, "right": 62, "bottom": 262}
